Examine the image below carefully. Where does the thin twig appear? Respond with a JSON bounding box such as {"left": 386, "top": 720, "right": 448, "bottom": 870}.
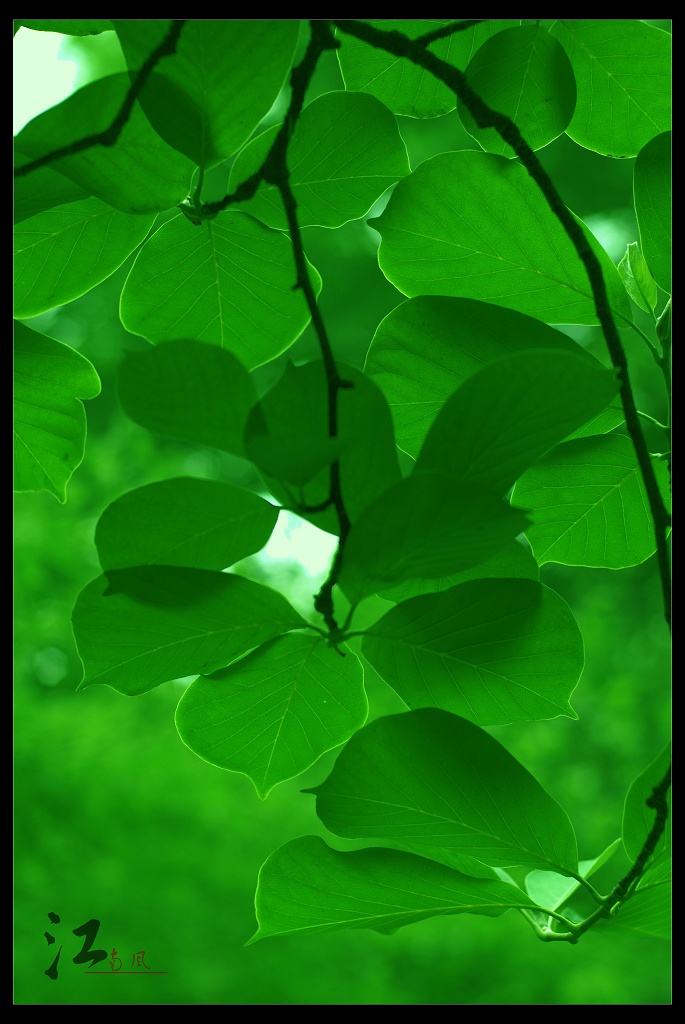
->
{"left": 14, "top": 20, "right": 187, "bottom": 177}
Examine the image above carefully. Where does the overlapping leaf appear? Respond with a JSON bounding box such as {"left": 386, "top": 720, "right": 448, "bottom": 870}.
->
{"left": 364, "top": 297, "right": 625, "bottom": 458}
{"left": 378, "top": 539, "right": 539, "bottom": 605}
{"left": 308, "top": 709, "right": 579, "bottom": 872}
{"left": 117, "top": 339, "right": 256, "bottom": 458}
{"left": 622, "top": 742, "right": 671, "bottom": 889}
{"left": 120, "top": 212, "right": 320, "bottom": 370}
{"left": 511, "top": 435, "right": 668, "bottom": 568}
{"left": 525, "top": 840, "right": 620, "bottom": 912}
{"left": 14, "top": 322, "right": 101, "bottom": 502}
{"left": 14, "top": 148, "right": 91, "bottom": 225}
{"left": 608, "top": 884, "right": 671, "bottom": 941}
{"left": 95, "top": 478, "right": 278, "bottom": 571}
{"left": 248, "top": 835, "right": 537, "bottom": 942}
{"left": 618, "top": 242, "right": 659, "bottom": 313}
{"left": 336, "top": 20, "right": 520, "bottom": 118}
{"left": 338, "top": 471, "right": 528, "bottom": 604}
{"left": 361, "top": 579, "right": 582, "bottom": 726}
{"left": 371, "top": 150, "right": 632, "bottom": 325}
{"left": 415, "top": 350, "right": 619, "bottom": 496}
{"left": 15, "top": 73, "right": 195, "bottom": 214}
{"left": 458, "top": 24, "right": 577, "bottom": 157}
{"left": 73, "top": 567, "right": 307, "bottom": 696}
{"left": 550, "top": 20, "right": 671, "bottom": 158}
{"left": 230, "top": 91, "right": 409, "bottom": 230}
{"left": 259, "top": 366, "right": 401, "bottom": 534}
{"left": 114, "top": 20, "right": 300, "bottom": 168}
{"left": 14, "top": 199, "right": 154, "bottom": 319}
{"left": 634, "top": 132, "right": 671, "bottom": 294}
{"left": 176, "top": 635, "right": 367, "bottom": 798}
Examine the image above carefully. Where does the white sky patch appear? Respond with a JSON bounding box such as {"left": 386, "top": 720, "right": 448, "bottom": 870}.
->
{"left": 258, "top": 510, "right": 337, "bottom": 579}
{"left": 13, "top": 29, "right": 78, "bottom": 134}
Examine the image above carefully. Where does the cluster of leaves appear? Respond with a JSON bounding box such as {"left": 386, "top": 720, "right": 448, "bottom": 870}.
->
{"left": 14, "top": 19, "right": 670, "bottom": 946}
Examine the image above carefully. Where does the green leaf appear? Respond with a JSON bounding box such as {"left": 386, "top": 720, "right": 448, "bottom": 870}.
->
{"left": 371, "top": 150, "right": 632, "bottom": 325}
{"left": 525, "top": 839, "right": 621, "bottom": 912}
{"left": 229, "top": 91, "right": 409, "bottom": 230}
{"left": 117, "top": 339, "right": 256, "bottom": 458}
{"left": 458, "top": 25, "right": 577, "bottom": 157}
{"left": 361, "top": 579, "right": 582, "bottom": 726}
{"left": 415, "top": 350, "right": 619, "bottom": 495}
{"left": 114, "top": 20, "right": 300, "bottom": 168}
{"left": 244, "top": 362, "right": 342, "bottom": 485}
{"left": 622, "top": 743, "right": 671, "bottom": 871}
{"left": 338, "top": 471, "right": 528, "bottom": 604}
{"left": 364, "top": 297, "right": 625, "bottom": 459}
{"left": 609, "top": 884, "right": 671, "bottom": 940}
{"left": 176, "top": 635, "right": 367, "bottom": 798}
{"left": 378, "top": 539, "right": 539, "bottom": 604}
{"left": 308, "top": 709, "right": 579, "bottom": 872}
{"left": 95, "top": 478, "right": 278, "bottom": 571}
{"left": 634, "top": 132, "right": 671, "bottom": 294}
{"left": 14, "top": 199, "right": 154, "bottom": 319}
{"left": 259, "top": 366, "right": 401, "bottom": 534}
{"left": 15, "top": 73, "right": 195, "bottom": 214}
{"left": 14, "top": 148, "right": 91, "bottom": 225}
{"left": 119, "top": 212, "right": 320, "bottom": 370}
{"left": 550, "top": 20, "right": 671, "bottom": 158}
{"left": 512, "top": 435, "right": 668, "bottom": 569}
{"left": 16, "top": 19, "right": 114, "bottom": 35}
{"left": 14, "top": 321, "right": 101, "bottom": 502}
{"left": 336, "top": 20, "right": 520, "bottom": 119}
{"left": 248, "top": 835, "right": 537, "bottom": 942}
{"left": 618, "top": 242, "right": 659, "bottom": 312}
{"left": 73, "top": 567, "right": 307, "bottom": 696}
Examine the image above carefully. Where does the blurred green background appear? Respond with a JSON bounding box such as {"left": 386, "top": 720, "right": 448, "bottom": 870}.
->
{"left": 14, "top": 22, "right": 671, "bottom": 1004}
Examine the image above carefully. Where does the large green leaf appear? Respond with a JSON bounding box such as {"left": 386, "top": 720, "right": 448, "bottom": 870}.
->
{"left": 336, "top": 20, "right": 520, "bottom": 119}
{"left": 15, "top": 73, "right": 195, "bottom": 215}
{"left": 361, "top": 579, "right": 582, "bottom": 726}
{"left": 338, "top": 471, "right": 528, "bottom": 604}
{"left": 622, "top": 743, "right": 671, "bottom": 880}
{"left": 415, "top": 350, "right": 619, "bottom": 495}
{"left": 16, "top": 19, "right": 114, "bottom": 35}
{"left": 608, "top": 884, "right": 671, "bottom": 940}
{"left": 114, "top": 20, "right": 299, "bottom": 169}
{"left": 458, "top": 24, "right": 576, "bottom": 157}
{"left": 550, "top": 20, "right": 671, "bottom": 158}
{"left": 308, "top": 709, "right": 579, "bottom": 872}
{"left": 634, "top": 132, "right": 671, "bottom": 294}
{"left": 14, "top": 199, "right": 154, "bottom": 319}
{"left": 512, "top": 435, "right": 667, "bottom": 569}
{"left": 176, "top": 635, "right": 367, "bottom": 798}
{"left": 364, "top": 297, "right": 625, "bottom": 458}
{"left": 378, "top": 539, "right": 539, "bottom": 604}
{"left": 14, "top": 148, "right": 91, "bottom": 225}
{"left": 371, "top": 150, "right": 633, "bottom": 326}
{"left": 229, "top": 90, "right": 409, "bottom": 230}
{"left": 14, "top": 322, "right": 101, "bottom": 502}
{"left": 260, "top": 366, "right": 401, "bottom": 534}
{"left": 119, "top": 212, "right": 320, "bottom": 370}
{"left": 248, "top": 835, "right": 537, "bottom": 942}
{"left": 117, "top": 339, "right": 256, "bottom": 458}
{"left": 244, "top": 361, "right": 341, "bottom": 486}
{"left": 73, "top": 567, "right": 307, "bottom": 696}
{"left": 95, "top": 478, "right": 278, "bottom": 571}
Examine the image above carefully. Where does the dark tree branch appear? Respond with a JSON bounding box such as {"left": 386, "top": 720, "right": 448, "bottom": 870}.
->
{"left": 611, "top": 764, "right": 672, "bottom": 904}
{"left": 414, "top": 20, "right": 487, "bottom": 46}
{"left": 333, "top": 18, "right": 672, "bottom": 632}
{"left": 14, "top": 20, "right": 187, "bottom": 178}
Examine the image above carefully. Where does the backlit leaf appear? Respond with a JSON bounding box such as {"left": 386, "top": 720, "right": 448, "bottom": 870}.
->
{"left": 95, "top": 478, "right": 278, "bottom": 571}
{"left": 14, "top": 199, "right": 154, "bottom": 318}
{"left": 622, "top": 743, "right": 671, "bottom": 873}
{"left": 73, "top": 567, "right": 307, "bottom": 696}
{"left": 371, "top": 150, "right": 632, "bottom": 325}
{"left": 120, "top": 212, "right": 320, "bottom": 370}
{"left": 634, "top": 132, "right": 671, "bottom": 294}
{"left": 608, "top": 884, "right": 671, "bottom": 940}
{"left": 14, "top": 321, "right": 101, "bottom": 502}
{"left": 525, "top": 839, "right": 621, "bottom": 912}
{"left": 618, "top": 242, "right": 658, "bottom": 313}
{"left": 248, "top": 835, "right": 537, "bottom": 942}
{"left": 308, "top": 709, "right": 579, "bottom": 872}
{"left": 361, "top": 579, "right": 582, "bottom": 726}
{"left": 14, "top": 148, "right": 91, "bottom": 225}
{"left": 117, "top": 339, "right": 256, "bottom": 458}
{"left": 16, "top": 19, "right": 114, "bottom": 35}
{"left": 176, "top": 635, "right": 367, "bottom": 798}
